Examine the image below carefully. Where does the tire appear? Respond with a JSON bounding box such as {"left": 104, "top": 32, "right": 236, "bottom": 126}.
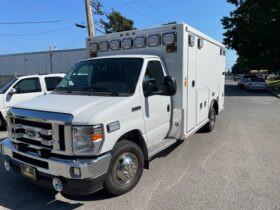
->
{"left": 202, "top": 107, "right": 216, "bottom": 132}
{"left": 104, "top": 140, "right": 144, "bottom": 196}
{"left": 0, "top": 116, "right": 5, "bottom": 130}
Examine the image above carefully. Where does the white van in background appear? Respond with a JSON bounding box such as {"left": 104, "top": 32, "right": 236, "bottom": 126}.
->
{"left": 0, "top": 74, "right": 65, "bottom": 128}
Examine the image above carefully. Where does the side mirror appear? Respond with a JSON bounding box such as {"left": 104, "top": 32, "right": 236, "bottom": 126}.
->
{"left": 9, "top": 88, "right": 17, "bottom": 95}
{"left": 164, "top": 76, "right": 177, "bottom": 96}
{"left": 143, "top": 76, "right": 177, "bottom": 97}
{"left": 143, "top": 81, "right": 158, "bottom": 97}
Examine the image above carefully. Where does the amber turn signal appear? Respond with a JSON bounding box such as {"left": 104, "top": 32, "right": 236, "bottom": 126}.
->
{"left": 90, "top": 133, "right": 104, "bottom": 141}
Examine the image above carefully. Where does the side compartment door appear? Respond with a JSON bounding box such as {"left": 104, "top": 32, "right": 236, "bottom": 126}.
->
{"left": 5, "top": 77, "right": 43, "bottom": 108}
{"left": 186, "top": 34, "right": 197, "bottom": 132}
{"left": 141, "top": 60, "right": 171, "bottom": 146}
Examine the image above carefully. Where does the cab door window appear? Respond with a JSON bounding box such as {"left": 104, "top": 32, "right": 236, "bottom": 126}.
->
{"left": 143, "top": 61, "right": 165, "bottom": 94}
{"left": 45, "top": 77, "right": 63, "bottom": 91}
{"left": 14, "top": 78, "right": 41, "bottom": 93}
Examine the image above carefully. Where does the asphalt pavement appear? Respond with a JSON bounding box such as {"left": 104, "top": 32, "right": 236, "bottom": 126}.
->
{"left": 0, "top": 80, "right": 280, "bottom": 210}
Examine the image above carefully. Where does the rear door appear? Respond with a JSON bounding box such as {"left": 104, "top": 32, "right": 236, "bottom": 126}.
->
{"left": 141, "top": 59, "right": 171, "bottom": 146}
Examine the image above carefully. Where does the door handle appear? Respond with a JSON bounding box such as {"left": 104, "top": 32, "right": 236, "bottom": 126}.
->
{"left": 192, "top": 80, "right": 195, "bottom": 87}
{"left": 167, "top": 104, "right": 170, "bottom": 112}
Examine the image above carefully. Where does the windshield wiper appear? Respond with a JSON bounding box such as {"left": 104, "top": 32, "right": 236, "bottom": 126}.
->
{"left": 55, "top": 86, "right": 72, "bottom": 93}
{"left": 82, "top": 86, "right": 119, "bottom": 96}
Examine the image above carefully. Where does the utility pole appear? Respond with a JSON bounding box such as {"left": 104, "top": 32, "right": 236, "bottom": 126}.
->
{"left": 49, "top": 46, "right": 53, "bottom": 73}
{"left": 85, "top": 0, "right": 95, "bottom": 37}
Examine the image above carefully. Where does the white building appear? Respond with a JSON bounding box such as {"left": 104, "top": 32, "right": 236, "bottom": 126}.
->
{"left": 0, "top": 48, "right": 87, "bottom": 76}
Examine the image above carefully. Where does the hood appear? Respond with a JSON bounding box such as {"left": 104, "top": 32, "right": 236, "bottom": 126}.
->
{"left": 13, "top": 94, "right": 127, "bottom": 124}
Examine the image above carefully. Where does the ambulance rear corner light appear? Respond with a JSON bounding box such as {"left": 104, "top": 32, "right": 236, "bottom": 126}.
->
{"left": 110, "top": 40, "right": 121, "bottom": 51}
{"left": 163, "top": 32, "right": 177, "bottom": 45}
{"left": 223, "top": 49, "right": 226, "bottom": 56}
{"left": 188, "top": 35, "right": 195, "bottom": 47}
{"left": 89, "top": 43, "right": 98, "bottom": 53}
{"left": 148, "top": 34, "right": 161, "bottom": 47}
{"left": 122, "top": 38, "right": 133, "bottom": 49}
{"left": 99, "top": 41, "right": 109, "bottom": 52}
{"left": 134, "top": 36, "right": 146, "bottom": 48}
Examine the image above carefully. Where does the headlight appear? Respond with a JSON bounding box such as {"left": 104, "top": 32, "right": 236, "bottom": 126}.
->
{"left": 73, "top": 125, "right": 104, "bottom": 155}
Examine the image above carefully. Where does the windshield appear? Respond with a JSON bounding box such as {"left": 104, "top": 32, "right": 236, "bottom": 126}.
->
{"left": 0, "top": 78, "right": 17, "bottom": 94}
{"left": 55, "top": 58, "right": 143, "bottom": 96}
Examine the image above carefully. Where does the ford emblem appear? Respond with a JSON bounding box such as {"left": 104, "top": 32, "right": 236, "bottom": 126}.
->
{"left": 25, "top": 129, "right": 36, "bottom": 138}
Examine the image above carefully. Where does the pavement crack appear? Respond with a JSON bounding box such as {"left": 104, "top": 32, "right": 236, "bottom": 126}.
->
{"left": 164, "top": 166, "right": 190, "bottom": 192}
{"left": 202, "top": 140, "right": 227, "bottom": 165}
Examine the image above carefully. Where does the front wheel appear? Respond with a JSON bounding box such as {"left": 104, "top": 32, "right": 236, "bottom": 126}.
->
{"left": 104, "top": 140, "right": 144, "bottom": 196}
{"left": 0, "top": 117, "right": 5, "bottom": 130}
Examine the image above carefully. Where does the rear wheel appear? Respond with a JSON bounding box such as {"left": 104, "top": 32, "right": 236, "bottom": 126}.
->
{"left": 104, "top": 140, "right": 144, "bottom": 196}
{"left": 202, "top": 107, "right": 216, "bottom": 132}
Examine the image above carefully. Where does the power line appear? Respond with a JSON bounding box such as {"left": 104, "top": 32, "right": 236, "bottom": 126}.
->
{"left": 143, "top": 0, "right": 171, "bottom": 22}
{"left": 103, "top": 0, "right": 145, "bottom": 12}
{"left": 120, "top": 0, "right": 161, "bottom": 24}
{"left": 0, "top": 25, "right": 75, "bottom": 37}
{"left": 0, "top": 20, "right": 69, "bottom": 25}
{"left": 63, "top": 31, "right": 87, "bottom": 49}
{"left": 132, "top": 0, "right": 167, "bottom": 23}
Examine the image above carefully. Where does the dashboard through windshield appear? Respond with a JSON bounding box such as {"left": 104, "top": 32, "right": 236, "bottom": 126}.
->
{"left": 55, "top": 58, "right": 143, "bottom": 96}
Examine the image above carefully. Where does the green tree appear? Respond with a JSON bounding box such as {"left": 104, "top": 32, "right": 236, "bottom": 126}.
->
{"left": 222, "top": 0, "right": 280, "bottom": 72}
{"left": 231, "top": 56, "right": 250, "bottom": 74}
{"left": 100, "top": 10, "right": 136, "bottom": 33}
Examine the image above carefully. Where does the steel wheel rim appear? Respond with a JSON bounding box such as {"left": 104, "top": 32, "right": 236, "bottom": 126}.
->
{"left": 113, "top": 152, "right": 138, "bottom": 186}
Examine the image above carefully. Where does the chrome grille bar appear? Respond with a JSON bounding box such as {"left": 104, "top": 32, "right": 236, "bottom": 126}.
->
{"left": 7, "top": 107, "right": 73, "bottom": 155}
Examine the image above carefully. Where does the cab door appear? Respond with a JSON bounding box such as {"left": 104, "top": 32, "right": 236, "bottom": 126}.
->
{"left": 141, "top": 60, "right": 171, "bottom": 146}
{"left": 5, "top": 77, "right": 43, "bottom": 108}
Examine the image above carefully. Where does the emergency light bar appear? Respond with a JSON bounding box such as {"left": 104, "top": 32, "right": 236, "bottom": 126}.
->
{"left": 111, "top": 40, "right": 121, "bottom": 51}
{"left": 89, "top": 32, "right": 179, "bottom": 53}
{"left": 99, "top": 41, "right": 109, "bottom": 52}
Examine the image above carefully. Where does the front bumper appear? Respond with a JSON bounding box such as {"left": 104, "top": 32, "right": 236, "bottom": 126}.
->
{"left": 0, "top": 138, "right": 111, "bottom": 195}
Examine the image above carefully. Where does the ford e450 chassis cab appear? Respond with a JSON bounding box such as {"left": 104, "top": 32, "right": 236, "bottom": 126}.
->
{"left": 0, "top": 23, "right": 225, "bottom": 196}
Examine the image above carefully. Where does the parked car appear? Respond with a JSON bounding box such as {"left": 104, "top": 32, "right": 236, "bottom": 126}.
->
{"left": 234, "top": 74, "right": 244, "bottom": 81}
{"left": 238, "top": 75, "right": 258, "bottom": 88}
{"left": 0, "top": 73, "right": 65, "bottom": 128}
{"left": 267, "top": 74, "right": 277, "bottom": 80}
{"left": 244, "top": 78, "right": 267, "bottom": 91}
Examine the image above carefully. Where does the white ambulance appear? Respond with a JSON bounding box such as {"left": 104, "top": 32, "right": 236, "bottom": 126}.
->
{"left": 0, "top": 23, "right": 225, "bottom": 196}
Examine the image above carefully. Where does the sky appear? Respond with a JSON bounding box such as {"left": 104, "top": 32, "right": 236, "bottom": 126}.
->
{"left": 0, "top": 0, "right": 237, "bottom": 69}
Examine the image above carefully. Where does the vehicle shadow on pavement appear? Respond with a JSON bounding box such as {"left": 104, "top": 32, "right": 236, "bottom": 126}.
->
{"left": 150, "top": 141, "right": 183, "bottom": 161}
{"left": 61, "top": 190, "right": 114, "bottom": 201}
{"left": 225, "top": 84, "right": 271, "bottom": 97}
{"left": 0, "top": 153, "right": 121, "bottom": 209}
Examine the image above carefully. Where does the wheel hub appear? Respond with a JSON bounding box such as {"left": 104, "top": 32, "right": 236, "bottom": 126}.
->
{"left": 113, "top": 153, "right": 138, "bottom": 185}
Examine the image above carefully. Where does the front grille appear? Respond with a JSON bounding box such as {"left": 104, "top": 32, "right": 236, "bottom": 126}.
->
{"left": 10, "top": 117, "right": 66, "bottom": 152}
{"left": 14, "top": 118, "right": 52, "bottom": 129}
{"left": 12, "top": 152, "right": 49, "bottom": 169}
